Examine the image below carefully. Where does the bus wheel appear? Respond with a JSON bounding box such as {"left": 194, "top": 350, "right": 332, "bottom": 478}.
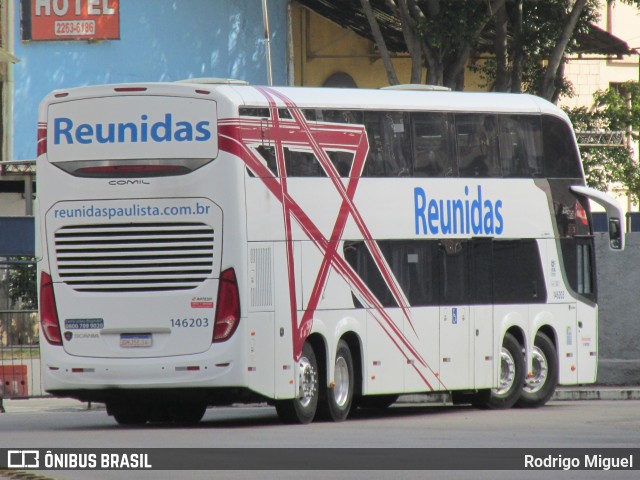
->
{"left": 483, "top": 333, "right": 525, "bottom": 409}
{"left": 319, "top": 340, "right": 354, "bottom": 422}
{"left": 109, "top": 403, "right": 149, "bottom": 426}
{"left": 275, "top": 342, "right": 319, "bottom": 424}
{"left": 517, "top": 332, "right": 558, "bottom": 408}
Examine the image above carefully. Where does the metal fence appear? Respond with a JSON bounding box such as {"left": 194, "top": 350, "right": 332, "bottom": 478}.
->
{"left": 0, "top": 257, "right": 41, "bottom": 399}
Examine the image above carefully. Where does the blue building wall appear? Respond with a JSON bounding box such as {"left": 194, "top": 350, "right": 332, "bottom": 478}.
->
{"left": 11, "top": 0, "right": 289, "bottom": 160}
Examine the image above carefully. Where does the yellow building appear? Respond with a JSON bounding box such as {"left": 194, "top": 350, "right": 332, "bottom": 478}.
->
{"left": 291, "top": 1, "right": 418, "bottom": 88}
{"left": 292, "top": 1, "right": 481, "bottom": 89}
{"left": 291, "top": 0, "right": 634, "bottom": 94}
{"left": 563, "top": 1, "right": 640, "bottom": 110}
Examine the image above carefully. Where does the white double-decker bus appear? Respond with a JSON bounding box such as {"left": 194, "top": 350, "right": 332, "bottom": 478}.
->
{"left": 36, "top": 80, "right": 624, "bottom": 425}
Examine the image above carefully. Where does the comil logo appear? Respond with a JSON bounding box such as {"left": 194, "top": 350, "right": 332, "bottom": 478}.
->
{"left": 8, "top": 450, "right": 40, "bottom": 468}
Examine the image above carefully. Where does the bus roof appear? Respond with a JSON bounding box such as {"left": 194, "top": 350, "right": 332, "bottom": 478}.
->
{"left": 226, "top": 85, "right": 556, "bottom": 116}
{"left": 42, "top": 81, "right": 565, "bottom": 118}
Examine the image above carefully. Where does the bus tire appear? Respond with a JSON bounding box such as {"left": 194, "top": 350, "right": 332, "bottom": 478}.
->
{"left": 482, "top": 333, "right": 525, "bottom": 409}
{"left": 275, "top": 342, "right": 319, "bottom": 424}
{"left": 517, "top": 332, "right": 558, "bottom": 408}
{"left": 318, "top": 340, "right": 354, "bottom": 422}
{"left": 109, "top": 403, "right": 149, "bottom": 426}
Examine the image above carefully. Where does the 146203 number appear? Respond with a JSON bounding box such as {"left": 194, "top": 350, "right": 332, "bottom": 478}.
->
{"left": 171, "top": 318, "right": 210, "bottom": 328}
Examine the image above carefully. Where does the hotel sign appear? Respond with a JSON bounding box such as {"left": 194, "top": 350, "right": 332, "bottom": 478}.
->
{"left": 21, "top": 0, "right": 120, "bottom": 41}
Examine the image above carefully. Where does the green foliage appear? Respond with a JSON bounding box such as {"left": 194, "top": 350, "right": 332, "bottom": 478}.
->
{"left": 591, "top": 82, "right": 640, "bottom": 132}
{"left": 565, "top": 82, "right": 640, "bottom": 202}
{"left": 471, "top": 0, "right": 599, "bottom": 97}
{"left": 2, "top": 259, "right": 38, "bottom": 347}
{"left": 8, "top": 259, "right": 37, "bottom": 310}
{"left": 417, "top": 2, "right": 489, "bottom": 55}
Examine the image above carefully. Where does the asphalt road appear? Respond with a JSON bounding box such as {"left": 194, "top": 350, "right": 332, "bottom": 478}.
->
{"left": 1, "top": 397, "right": 639, "bottom": 480}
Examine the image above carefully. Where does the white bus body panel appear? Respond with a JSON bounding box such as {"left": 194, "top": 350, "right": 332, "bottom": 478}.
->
{"left": 36, "top": 83, "right": 610, "bottom": 406}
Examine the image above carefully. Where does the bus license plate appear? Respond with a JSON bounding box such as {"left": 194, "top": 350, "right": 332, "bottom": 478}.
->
{"left": 120, "top": 334, "right": 152, "bottom": 348}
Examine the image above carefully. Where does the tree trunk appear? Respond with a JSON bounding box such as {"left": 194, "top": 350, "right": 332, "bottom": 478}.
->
{"left": 396, "top": 0, "right": 423, "bottom": 83}
{"left": 360, "top": 0, "right": 399, "bottom": 85}
{"left": 540, "top": 0, "right": 587, "bottom": 101}
{"left": 551, "top": 60, "right": 566, "bottom": 104}
{"left": 494, "top": 3, "right": 509, "bottom": 92}
{"left": 422, "top": 0, "right": 442, "bottom": 85}
{"left": 442, "top": 0, "right": 507, "bottom": 90}
{"left": 509, "top": 0, "right": 524, "bottom": 93}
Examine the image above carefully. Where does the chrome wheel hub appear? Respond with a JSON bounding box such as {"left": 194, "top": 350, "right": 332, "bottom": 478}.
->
{"left": 523, "top": 346, "right": 548, "bottom": 394}
{"left": 495, "top": 346, "right": 516, "bottom": 396}
{"left": 297, "top": 356, "right": 317, "bottom": 407}
{"left": 333, "top": 356, "right": 350, "bottom": 407}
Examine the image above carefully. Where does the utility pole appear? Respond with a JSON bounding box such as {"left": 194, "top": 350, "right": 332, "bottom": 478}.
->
{"left": 262, "top": 0, "right": 273, "bottom": 86}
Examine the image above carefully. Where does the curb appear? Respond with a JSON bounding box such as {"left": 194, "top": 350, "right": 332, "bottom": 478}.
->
{"left": 396, "top": 387, "right": 640, "bottom": 405}
{"left": 552, "top": 386, "right": 640, "bottom": 401}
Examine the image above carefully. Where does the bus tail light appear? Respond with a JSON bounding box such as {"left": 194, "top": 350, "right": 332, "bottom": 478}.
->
{"left": 37, "top": 125, "right": 47, "bottom": 156}
{"left": 40, "top": 272, "right": 63, "bottom": 346}
{"left": 75, "top": 164, "right": 189, "bottom": 177}
{"left": 213, "top": 268, "right": 240, "bottom": 343}
{"left": 54, "top": 159, "right": 213, "bottom": 178}
{"left": 575, "top": 199, "right": 589, "bottom": 226}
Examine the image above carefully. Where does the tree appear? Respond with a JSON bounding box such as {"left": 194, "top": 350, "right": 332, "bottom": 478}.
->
{"left": 2, "top": 259, "right": 38, "bottom": 346}
{"left": 566, "top": 82, "right": 640, "bottom": 200}
{"left": 361, "top": 0, "right": 603, "bottom": 101}
{"left": 8, "top": 259, "right": 37, "bottom": 310}
{"left": 361, "top": 0, "right": 507, "bottom": 89}
{"left": 485, "top": 0, "right": 598, "bottom": 101}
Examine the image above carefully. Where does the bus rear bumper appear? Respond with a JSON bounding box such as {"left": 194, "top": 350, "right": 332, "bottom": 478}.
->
{"left": 41, "top": 350, "right": 246, "bottom": 396}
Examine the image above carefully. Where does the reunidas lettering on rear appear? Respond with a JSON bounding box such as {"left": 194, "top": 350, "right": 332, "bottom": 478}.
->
{"left": 53, "top": 114, "right": 212, "bottom": 145}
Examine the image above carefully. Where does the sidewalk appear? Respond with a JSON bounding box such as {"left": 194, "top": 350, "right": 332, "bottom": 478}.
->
{"left": 1, "top": 386, "right": 640, "bottom": 414}
{"left": 0, "top": 396, "right": 105, "bottom": 413}
{"left": 397, "top": 386, "right": 640, "bottom": 404}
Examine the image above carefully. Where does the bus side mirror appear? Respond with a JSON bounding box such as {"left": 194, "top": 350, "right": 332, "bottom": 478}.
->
{"left": 570, "top": 186, "right": 625, "bottom": 251}
{"left": 609, "top": 218, "right": 622, "bottom": 250}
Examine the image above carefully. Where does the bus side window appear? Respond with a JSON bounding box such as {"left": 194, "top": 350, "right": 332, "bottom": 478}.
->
{"left": 492, "top": 240, "right": 547, "bottom": 304}
{"left": 327, "top": 151, "right": 354, "bottom": 177}
{"left": 560, "top": 237, "right": 596, "bottom": 301}
{"left": 255, "top": 145, "right": 279, "bottom": 176}
{"left": 363, "top": 112, "right": 412, "bottom": 177}
{"left": 412, "top": 112, "right": 455, "bottom": 177}
{"left": 320, "top": 109, "right": 364, "bottom": 125}
{"left": 344, "top": 240, "right": 439, "bottom": 308}
{"left": 439, "top": 240, "right": 467, "bottom": 305}
{"left": 456, "top": 114, "right": 500, "bottom": 178}
{"left": 239, "top": 107, "right": 271, "bottom": 118}
{"left": 284, "top": 148, "right": 327, "bottom": 177}
{"left": 344, "top": 240, "right": 396, "bottom": 308}
{"left": 318, "top": 110, "right": 362, "bottom": 177}
{"left": 543, "top": 115, "right": 582, "bottom": 178}
{"left": 499, "top": 115, "right": 544, "bottom": 178}
{"left": 385, "top": 241, "right": 439, "bottom": 306}
{"left": 469, "top": 238, "right": 493, "bottom": 304}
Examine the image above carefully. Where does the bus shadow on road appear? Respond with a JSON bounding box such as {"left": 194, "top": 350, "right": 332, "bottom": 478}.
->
{"left": 106, "top": 404, "right": 475, "bottom": 429}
